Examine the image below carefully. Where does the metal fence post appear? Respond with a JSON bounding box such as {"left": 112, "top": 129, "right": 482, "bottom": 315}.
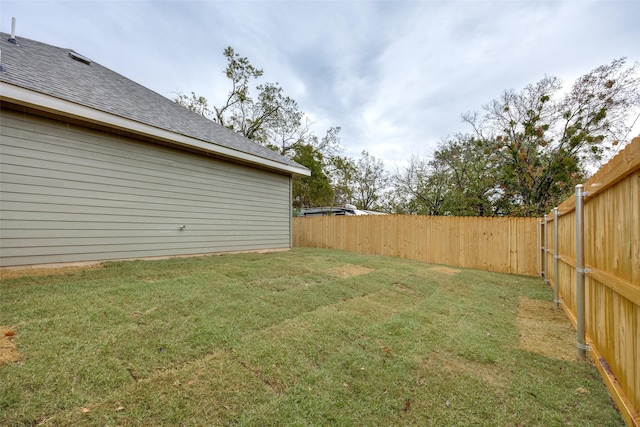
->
{"left": 543, "top": 214, "right": 549, "bottom": 285}
{"left": 575, "top": 184, "right": 588, "bottom": 359}
{"left": 538, "top": 219, "right": 543, "bottom": 277}
{"left": 553, "top": 207, "right": 560, "bottom": 308}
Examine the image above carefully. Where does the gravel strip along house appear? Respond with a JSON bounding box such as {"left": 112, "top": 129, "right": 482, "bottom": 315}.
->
{"left": 0, "top": 31, "right": 310, "bottom": 267}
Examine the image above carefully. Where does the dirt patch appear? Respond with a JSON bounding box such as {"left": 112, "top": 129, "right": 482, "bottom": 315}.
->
{"left": 0, "top": 262, "right": 104, "bottom": 280}
{"left": 326, "top": 264, "right": 374, "bottom": 278}
{"left": 517, "top": 297, "right": 576, "bottom": 361}
{"left": 421, "top": 349, "right": 505, "bottom": 389}
{"left": 395, "top": 284, "right": 424, "bottom": 297}
{"left": 0, "top": 326, "right": 22, "bottom": 365}
{"left": 429, "top": 266, "right": 460, "bottom": 276}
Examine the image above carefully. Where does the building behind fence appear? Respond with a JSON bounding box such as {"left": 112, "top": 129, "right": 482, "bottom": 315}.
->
{"left": 293, "top": 136, "right": 639, "bottom": 425}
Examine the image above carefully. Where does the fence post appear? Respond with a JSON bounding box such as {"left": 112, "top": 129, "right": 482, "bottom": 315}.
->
{"left": 553, "top": 207, "right": 560, "bottom": 308}
{"left": 575, "top": 184, "right": 588, "bottom": 359}
{"left": 538, "top": 219, "right": 543, "bottom": 277}
{"left": 543, "top": 214, "right": 549, "bottom": 285}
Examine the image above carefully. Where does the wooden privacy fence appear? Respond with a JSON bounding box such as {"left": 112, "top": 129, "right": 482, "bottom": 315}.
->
{"left": 542, "top": 136, "right": 640, "bottom": 427}
{"left": 293, "top": 137, "right": 639, "bottom": 424}
{"left": 293, "top": 215, "right": 539, "bottom": 276}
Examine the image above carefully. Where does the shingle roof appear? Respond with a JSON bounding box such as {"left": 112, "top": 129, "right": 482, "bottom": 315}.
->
{"left": 0, "top": 32, "right": 307, "bottom": 173}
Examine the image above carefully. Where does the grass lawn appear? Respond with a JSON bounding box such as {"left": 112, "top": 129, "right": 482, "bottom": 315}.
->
{"left": 0, "top": 248, "right": 623, "bottom": 426}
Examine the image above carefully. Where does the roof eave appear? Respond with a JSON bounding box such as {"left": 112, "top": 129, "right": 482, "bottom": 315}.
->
{"left": 0, "top": 82, "right": 311, "bottom": 177}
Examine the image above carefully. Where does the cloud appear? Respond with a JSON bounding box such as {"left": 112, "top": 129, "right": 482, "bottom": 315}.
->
{"left": 2, "top": 0, "right": 638, "bottom": 168}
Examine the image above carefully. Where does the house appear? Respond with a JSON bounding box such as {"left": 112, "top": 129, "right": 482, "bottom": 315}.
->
{"left": 0, "top": 31, "right": 310, "bottom": 267}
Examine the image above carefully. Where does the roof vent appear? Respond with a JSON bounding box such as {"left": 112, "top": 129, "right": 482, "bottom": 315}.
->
{"left": 69, "top": 50, "right": 91, "bottom": 65}
{"left": 8, "top": 17, "right": 18, "bottom": 45}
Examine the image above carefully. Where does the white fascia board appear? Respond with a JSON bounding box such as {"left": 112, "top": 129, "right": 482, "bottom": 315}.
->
{"left": 0, "top": 82, "right": 311, "bottom": 177}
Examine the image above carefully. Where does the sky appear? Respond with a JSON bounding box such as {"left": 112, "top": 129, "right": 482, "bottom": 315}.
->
{"left": 1, "top": 0, "right": 639, "bottom": 171}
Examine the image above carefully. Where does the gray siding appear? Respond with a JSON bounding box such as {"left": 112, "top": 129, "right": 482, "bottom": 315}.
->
{"left": 0, "top": 109, "right": 292, "bottom": 266}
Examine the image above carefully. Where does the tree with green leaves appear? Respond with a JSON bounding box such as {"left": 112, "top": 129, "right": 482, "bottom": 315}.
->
{"left": 325, "top": 150, "right": 390, "bottom": 211}
{"left": 431, "top": 135, "right": 499, "bottom": 216}
{"left": 174, "top": 92, "right": 215, "bottom": 120}
{"left": 351, "top": 151, "right": 390, "bottom": 211}
{"left": 394, "top": 154, "right": 450, "bottom": 215}
{"left": 327, "top": 154, "right": 357, "bottom": 206}
{"left": 175, "top": 46, "right": 305, "bottom": 154}
{"left": 395, "top": 58, "right": 639, "bottom": 217}
{"left": 174, "top": 46, "right": 345, "bottom": 208}
{"left": 394, "top": 136, "right": 498, "bottom": 216}
{"left": 174, "top": 47, "right": 263, "bottom": 126}
{"left": 463, "top": 57, "right": 639, "bottom": 215}
{"left": 291, "top": 144, "right": 334, "bottom": 208}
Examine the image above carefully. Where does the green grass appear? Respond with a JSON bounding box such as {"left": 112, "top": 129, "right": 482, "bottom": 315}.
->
{"left": 0, "top": 248, "right": 623, "bottom": 426}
